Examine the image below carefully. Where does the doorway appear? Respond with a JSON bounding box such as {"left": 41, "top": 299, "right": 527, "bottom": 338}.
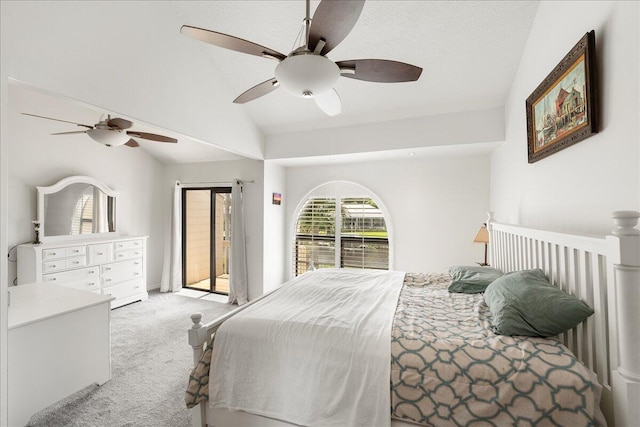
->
{"left": 182, "top": 187, "right": 231, "bottom": 295}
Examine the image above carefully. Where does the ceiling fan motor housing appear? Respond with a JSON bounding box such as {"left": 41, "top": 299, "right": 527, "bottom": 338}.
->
{"left": 86, "top": 128, "right": 130, "bottom": 147}
{"left": 274, "top": 53, "right": 340, "bottom": 98}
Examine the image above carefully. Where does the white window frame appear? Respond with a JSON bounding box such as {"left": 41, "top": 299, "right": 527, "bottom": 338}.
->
{"left": 289, "top": 180, "right": 394, "bottom": 278}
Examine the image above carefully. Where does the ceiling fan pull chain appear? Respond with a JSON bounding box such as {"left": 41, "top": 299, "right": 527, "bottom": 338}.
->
{"left": 291, "top": 23, "right": 305, "bottom": 54}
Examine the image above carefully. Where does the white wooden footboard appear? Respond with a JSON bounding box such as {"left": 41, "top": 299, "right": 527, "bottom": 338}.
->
{"left": 488, "top": 211, "right": 640, "bottom": 427}
{"left": 188, "top": 289, "right": 279, "bottom": 427}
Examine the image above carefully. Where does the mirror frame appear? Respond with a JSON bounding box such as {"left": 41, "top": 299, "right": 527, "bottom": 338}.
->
{"left": 37, "top": 175, "right": 118, "bottom": 242}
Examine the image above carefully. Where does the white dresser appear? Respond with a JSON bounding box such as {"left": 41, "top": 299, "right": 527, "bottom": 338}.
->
{"left": 17, "top": 235, "right": 149, "bottom": 309}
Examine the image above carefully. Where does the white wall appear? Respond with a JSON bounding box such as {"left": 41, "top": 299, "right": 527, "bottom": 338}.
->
{"left": 164, "top": 159, "right": 265, "bottom": 300}
{"left": 7, "top": 83, "right": 168, "bottom": 289}
{"left": 285, "top": 153, "right": 491, "bottom": 276}
{"left": 263, "top": 162, "right": 287, "bottom": 292}
{"left": 266, "top": 107, "right": 504, "bottom": 161}
{"left": 491, "top": 1, "right": 639, "bottom": 235}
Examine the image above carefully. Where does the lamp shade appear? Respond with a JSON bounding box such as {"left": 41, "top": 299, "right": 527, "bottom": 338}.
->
{"left": 86, "top": 128, "right": 130, "bottom": 147}
{"left": 274, "top": 53, "right": 340, "bottom": 98}
{"left": 473, "top": 224, "right": 489, "bottom": 244}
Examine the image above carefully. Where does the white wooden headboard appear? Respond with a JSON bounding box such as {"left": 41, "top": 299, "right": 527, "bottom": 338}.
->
{"left": 487, "top": 211, "right": 640, "bottom": 427}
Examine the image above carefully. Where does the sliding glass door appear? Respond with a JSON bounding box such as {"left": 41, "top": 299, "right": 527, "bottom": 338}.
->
{"left": 182, "top": 187, "right": 231, "bottom": 294}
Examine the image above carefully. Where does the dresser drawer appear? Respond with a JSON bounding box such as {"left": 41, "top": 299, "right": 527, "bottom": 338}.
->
{"left": 101, "top": 279, "right": 145, "bottom": 300}
{"left": 113, "top": 249, "right": 143, "bottom": 262}
{"left": 65, "top": 256, "right": 87, "bottom": 269}
{"left": 42, "top": 256, "right": 87, "bottom": 273}
{"left": 42, "top": 245, "right": 86, "bottom": 260}
{"left": 43, "top": 266, "right": 100, "bottom": 292}
{"left": 88, "top": 243, "right": 113, "bottom": 264}
{"left": 64, "top": 246, "right": 86, "bottom": 258}
{"left": 114, "top": 239, "right": 144, "bottom": 252}
{"left": 101, "top": 259, "right": 143, "bottom": 286}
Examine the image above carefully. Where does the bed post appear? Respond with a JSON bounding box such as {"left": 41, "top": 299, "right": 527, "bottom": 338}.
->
{"left": 607, "top": 211, "right": 640, "bottom": 427}
{"left": 189, "top": 313, "right": 208, "bottom": 427}
{"left": 486, "top": 212, "right": 495, "bottom": 266}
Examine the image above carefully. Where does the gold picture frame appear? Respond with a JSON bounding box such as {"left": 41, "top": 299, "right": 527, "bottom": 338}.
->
{"left": 526, "top": 31, "right": 599, "bottom": 163}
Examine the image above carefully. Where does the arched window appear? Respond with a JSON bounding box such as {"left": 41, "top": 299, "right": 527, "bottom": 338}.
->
{"left": 292, "top": 182, "right": 391, "bottom": 276}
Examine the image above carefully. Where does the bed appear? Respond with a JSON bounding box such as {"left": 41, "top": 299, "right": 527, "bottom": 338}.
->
{"left": 186, "top": 212, "right": 640, "bottom": 427}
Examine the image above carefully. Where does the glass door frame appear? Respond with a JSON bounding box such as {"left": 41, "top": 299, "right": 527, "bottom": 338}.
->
{"left": 181, "top": 186, "right": 231, "bottom": 295}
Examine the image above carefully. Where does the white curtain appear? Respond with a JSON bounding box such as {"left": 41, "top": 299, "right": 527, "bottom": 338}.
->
{"left": 161, "top": 181, "right": 182, "bottom": 292}
{"left": 228, "top": 178, "right": 248, "bottom": 305}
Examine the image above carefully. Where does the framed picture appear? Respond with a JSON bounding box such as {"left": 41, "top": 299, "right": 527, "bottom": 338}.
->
{"left": 526, "top": 31, "right": 598, "bottom": 163}
{"left": 272, "top": 192, "right": 282, "bottom": 205}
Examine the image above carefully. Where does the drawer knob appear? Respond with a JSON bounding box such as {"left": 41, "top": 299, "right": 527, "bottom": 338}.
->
{"left": 72, "top": 261, "right": 79, "bottom": 265}
{"left": 105, "top": 267, "right": 112, "bottom": 271}
{"left": 105, "top": 278, "right": 112, "bottom": 282}
{"left": 97, "top": 252, "right": 104, "bottom": 256}
{"left": 134, "top": 272, "right": 140, "bottom": 276}
{"left": 51, "top": 278, "right": 56, "bottom": 281}
{"left": 89, "top": 270, "right": 95, "bottom": 274}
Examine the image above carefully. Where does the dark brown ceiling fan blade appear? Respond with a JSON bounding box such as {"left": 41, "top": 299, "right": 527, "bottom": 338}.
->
{"left": 107, "top": 117, "right": 133, "bottom": 130}
{"left": 50, "top": 131, "right": 88, "bottom": 135}
{"left": 124, "top": 139, "right": 140, "bottom": 148}
{"left": 336, "top": 59, "right": 423, "bottom": 83}
{"left": 180, "top": 25, "right": 286, "bottom": 61}
{"left": 22, "top": 113, "right": 94, "bottom": 129}
{"left": 233, "top": 78, "right": 279, "bottom": 104}
{"left": 308, "top": 0, "right": 365, "bottom": 56}
{"left": 126, "top": 131, "right": 177, "bottom": 143}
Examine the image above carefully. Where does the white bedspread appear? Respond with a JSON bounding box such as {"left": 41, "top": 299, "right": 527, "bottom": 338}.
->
{"left": 208, "top": 268, "right": 405, "bottom": 427}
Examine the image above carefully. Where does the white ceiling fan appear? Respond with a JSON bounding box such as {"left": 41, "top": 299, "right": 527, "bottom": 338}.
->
{"left": 180, "top": 0, "right": 422, "bottom": 116}
{"left": 22, "top": 113, "right": 178, "bottom": 147}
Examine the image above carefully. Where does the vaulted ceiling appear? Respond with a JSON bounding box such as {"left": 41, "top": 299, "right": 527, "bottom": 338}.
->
{"left": 7, "top": 1, "right": 540, "bottom": 164}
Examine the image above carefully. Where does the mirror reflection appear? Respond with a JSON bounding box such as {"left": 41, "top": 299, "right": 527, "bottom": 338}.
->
{"left": 43, "top": 183, "right": 115, "bottom": 237}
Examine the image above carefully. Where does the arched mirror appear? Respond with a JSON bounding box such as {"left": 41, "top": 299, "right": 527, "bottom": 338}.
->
{"left": 37, "top": 176, "right": 117, "bottom": 240}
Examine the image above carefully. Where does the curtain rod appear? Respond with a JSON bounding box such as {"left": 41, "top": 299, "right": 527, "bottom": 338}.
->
{"left": 177, "top": 179, "right": 255, "bottom": 186}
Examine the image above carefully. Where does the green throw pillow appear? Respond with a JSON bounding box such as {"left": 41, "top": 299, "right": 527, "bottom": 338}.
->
{"left": 446, "top": 265, "right": 503, "bottom": 294}
{"left": 484, "top": 269, "right": 594, "bottom": 337}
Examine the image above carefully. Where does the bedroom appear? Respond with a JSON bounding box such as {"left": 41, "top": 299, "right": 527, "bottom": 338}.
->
{"left": 1, "top": 1, "right": 638, "bottom": 426}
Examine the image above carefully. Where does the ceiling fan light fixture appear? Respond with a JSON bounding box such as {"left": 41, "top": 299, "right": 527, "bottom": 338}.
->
{"left": 86, "top": 128, "right": 130, "bottom": 147}
{"left": 274, "top": 53, "right": 340, "bottom": 98}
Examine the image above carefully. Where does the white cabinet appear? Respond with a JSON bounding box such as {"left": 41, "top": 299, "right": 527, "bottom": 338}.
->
{"left": 8, "top": 283, "right": 113, "bottom": 426}
{"left": 17, "top": 235, "right": 148, "bottom": 309}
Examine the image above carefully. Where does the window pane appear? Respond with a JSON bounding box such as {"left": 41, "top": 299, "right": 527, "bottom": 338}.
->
{"left": 184, "top": 190, "right": 211, "bottom": 290}
{"left": 340, "top": 197, "right": 389, "bottom": 270}
{"left": 294, "top": 198, "right": 336, "bottom": 275}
